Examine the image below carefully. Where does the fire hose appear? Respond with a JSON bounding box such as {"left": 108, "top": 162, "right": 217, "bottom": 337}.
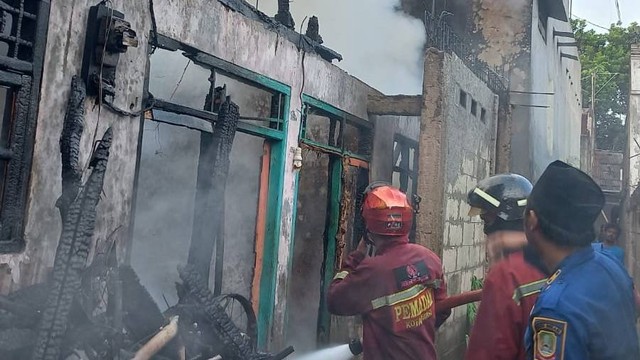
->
{"left": 435, "top": 289, "right": 483, "bottom": 313}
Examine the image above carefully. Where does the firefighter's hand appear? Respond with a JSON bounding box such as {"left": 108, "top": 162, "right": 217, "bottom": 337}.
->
{"left": 356, "top": 238, "right": 368, "bottom": 255}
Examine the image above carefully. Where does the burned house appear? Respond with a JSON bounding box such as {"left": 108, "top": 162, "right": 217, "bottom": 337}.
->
{"left": 0, "top": 0, "right": 582, "bottom": 359}
{"left": 0, "top": 0, "right": 420, "bottom": 357}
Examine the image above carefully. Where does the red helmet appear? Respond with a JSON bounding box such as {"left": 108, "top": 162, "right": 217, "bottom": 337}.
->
{"left": 362, "top": 182, "right": 413, "bottom": 236}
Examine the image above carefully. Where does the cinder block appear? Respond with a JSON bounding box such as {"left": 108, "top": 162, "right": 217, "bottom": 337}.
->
{"left": 442, "top": 246, "right": 457, "bottom": 270}
{"left": 449, "top": 224, "right": 463, "bottom": 246}
{"left": 467, "top": 246, "right": 478, "bottom": 267}
{"left": 446, "top": 198, "right": 459, "bottom": 221}
{"left": 462, "top": 157, "right": 474, "bottom": 176}
{"left": 456, "top": 247, "right": 468, "bottom": 270}
{"left": 443, "top": 224, "right": 451, "bottom": 247}
{"left": 463, "top": 222, "right": 476, "bottom": 246}
{"left": 453, "top": 176, "right": 466, "bottom": 195}
{"left": 460, "top": 270, "right": 472, "bottom": 292}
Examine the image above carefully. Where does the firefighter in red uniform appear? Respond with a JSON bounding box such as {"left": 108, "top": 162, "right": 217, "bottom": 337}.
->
{"left": 464, "top": 174, "right": 546, "bottom": 360}
{"left": 327, "top": 183, "right": 450, "bottom": 360}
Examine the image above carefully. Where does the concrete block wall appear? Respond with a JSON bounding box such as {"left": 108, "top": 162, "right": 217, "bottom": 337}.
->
{"left": 417, "top": 49, "right": 498, "bottom": 360}
{"left": 439, "top": 53, "right": 498, "bottom": 360}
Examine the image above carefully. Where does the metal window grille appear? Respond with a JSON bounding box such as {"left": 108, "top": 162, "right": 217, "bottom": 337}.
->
{"left": 0, "top": 0, "right": 39, "bottom": 61}
{"left": 0, "top": 0, "right": 49, "bottom": 253}
{"left": 424, "top": 12, "right": 509, "bottom": 95}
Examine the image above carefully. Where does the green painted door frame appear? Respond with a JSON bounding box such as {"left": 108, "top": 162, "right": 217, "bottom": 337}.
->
{"left": 316, "top": 156, "right": 343, "bottom": 345}
{"left": 289, "top": 95, "right": 372, "bottom": 347}
{"left": 256, "top": 94, "right": 290, "bottom": 348}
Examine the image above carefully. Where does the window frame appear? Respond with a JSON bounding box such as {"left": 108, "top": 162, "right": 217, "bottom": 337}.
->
{"left": 300, "top": 94, "right": 373, "bottom": 161}
{"left": 392, "top": 134, "right": 419, "bottom": 242}
{"left": 0, "top": 0, "right": 51, "bottom": 253}
{"left": 134, "top": 34, "right": 291, "bottom": 347}
{"left": 392, "top": 134, "right": 419, "bottom": 199}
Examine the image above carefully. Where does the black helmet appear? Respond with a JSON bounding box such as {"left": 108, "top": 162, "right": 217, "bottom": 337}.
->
{"left": 467, "top": 174, "right": 533, "bottom": 234}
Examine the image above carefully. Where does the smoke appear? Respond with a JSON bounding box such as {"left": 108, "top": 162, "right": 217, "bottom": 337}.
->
{"left": 131, "top": 49, "right": 264, "bottom": 309}
{"left": 260, "top": 0, "right": 426, "bottom": 95}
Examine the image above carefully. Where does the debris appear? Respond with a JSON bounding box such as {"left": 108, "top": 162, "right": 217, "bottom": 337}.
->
{"left": 132, "top": 316, "right": 180, "bottom": 360}
{"left": 0, "top": 77, "right": 293, "bottom": 360}
{"left": 188, "top": 96, "right": 239, "bottom": 282}
{"left": 274, "top": 0, "right": 295, "bottom": 30}
{"left": 305, "top": 16, "right": 323, "bottom": 44}
{"left": 32, "top": 75, "right": 113, "bottom": 360}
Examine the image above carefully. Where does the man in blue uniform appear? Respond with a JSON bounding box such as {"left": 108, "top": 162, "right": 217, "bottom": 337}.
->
{"left": 522, "top": 160, "right": 640, "bottom": 359}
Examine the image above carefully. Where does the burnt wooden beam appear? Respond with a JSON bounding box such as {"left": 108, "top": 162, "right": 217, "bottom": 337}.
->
{"left": 188, "top": 97, "right": 239, "bottom": 284}
{"left": 367, "top": 94, "right": 422, "bottom": 116}
{"left": 33, "top": 128, "right": 113, "bottom": 360}
{"left": 56, "top": 76, "right": 85, "bottom": 224}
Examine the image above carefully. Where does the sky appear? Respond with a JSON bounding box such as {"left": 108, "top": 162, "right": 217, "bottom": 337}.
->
{"left": 572, "top": 0, "right": 640, "bottom": 32}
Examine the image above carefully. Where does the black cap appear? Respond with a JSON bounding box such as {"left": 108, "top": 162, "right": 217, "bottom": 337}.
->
{"left": 528, "top": 160, "right": 604, "bottom": 245}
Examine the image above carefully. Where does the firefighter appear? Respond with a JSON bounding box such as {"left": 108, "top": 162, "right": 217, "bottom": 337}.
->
{"left": 327, "top": 182, "right": 450, "bottom": 360}
{"left": 464, "top": 174, "right": 546, "bottom": 360}
{"left": 523, "top": 160, "right": 640, "bottom": 359}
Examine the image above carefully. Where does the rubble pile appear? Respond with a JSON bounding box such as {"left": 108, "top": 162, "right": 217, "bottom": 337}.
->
{"left": 0, "top": 261, "right": 292, "bottom": 359}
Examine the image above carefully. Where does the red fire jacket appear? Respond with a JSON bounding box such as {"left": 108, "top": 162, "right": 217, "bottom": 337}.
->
{"left": 327, "top": 236, "right": 450, "bottom": 360}
{"left": 464, "top": 250, "right": 546, "bottom": 360}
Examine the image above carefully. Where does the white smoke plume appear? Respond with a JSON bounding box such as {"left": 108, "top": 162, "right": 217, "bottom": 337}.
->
{"left": 260, "top": 0, "right": 426, "bottom": 95}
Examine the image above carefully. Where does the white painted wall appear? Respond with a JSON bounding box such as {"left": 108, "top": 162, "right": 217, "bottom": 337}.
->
{"left": 529, "top": 0, "right": 582, "bottom": 180}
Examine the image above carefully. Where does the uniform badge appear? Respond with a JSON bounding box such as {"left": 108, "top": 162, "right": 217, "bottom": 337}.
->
{"left": 532, "top": 317, "right": 567, "bottom": 360}
{"left": 393, "top": 261, "right": 429, "bottom": 288}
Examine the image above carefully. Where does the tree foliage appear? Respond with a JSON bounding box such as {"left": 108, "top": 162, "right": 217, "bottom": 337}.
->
{"left": 572, "top": 19, "right": 640, "bottom": 151}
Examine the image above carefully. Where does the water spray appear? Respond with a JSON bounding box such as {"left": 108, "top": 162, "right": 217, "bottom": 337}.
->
{"left": 295, "top": 338, "right": 362, "bottom": 360}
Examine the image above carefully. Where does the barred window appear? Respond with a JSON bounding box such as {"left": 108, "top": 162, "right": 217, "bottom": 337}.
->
{"left": 0, "top": 0, "right": 50, "bottom": 252}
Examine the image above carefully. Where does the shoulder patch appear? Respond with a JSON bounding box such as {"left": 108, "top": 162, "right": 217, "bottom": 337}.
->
{"left": 532, "top": 316, "right": 567, "bottom": 360}
{"left": 393, "top": 260, "right": 431, "bottom": 289}
{"left": 546, "top": 269, "right": 561, "bottom": 285}
{"left": 512, "top": 279, "right": 546, "bottom": 305}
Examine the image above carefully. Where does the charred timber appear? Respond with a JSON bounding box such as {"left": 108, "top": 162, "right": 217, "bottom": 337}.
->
{"left": 188, "top": 97, "right": 239, "bottom": 282}
{"left": 305, "top": 16, "right": 323, "bottom": 44}
{"left": 177, "top": 265, "right": 263, "bottom": 360}
{"left": 211, "top": 3, "right": 341, "bottom": 62}
{"left": 56, "top": 76, "right": 85, "bottom": 223}
{"left": 32, "top": 128, "right": 113, "bottom": 360}
{"left": 274, "top": 0, "right": 295, "bottom": 30}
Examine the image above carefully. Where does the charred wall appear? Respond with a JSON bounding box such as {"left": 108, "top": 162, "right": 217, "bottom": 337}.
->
{"left": 0, "top": 0, "right": 151, "bottom": 293}
{"left": 5, "top": 0, "right": 378, "bottom": 353}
